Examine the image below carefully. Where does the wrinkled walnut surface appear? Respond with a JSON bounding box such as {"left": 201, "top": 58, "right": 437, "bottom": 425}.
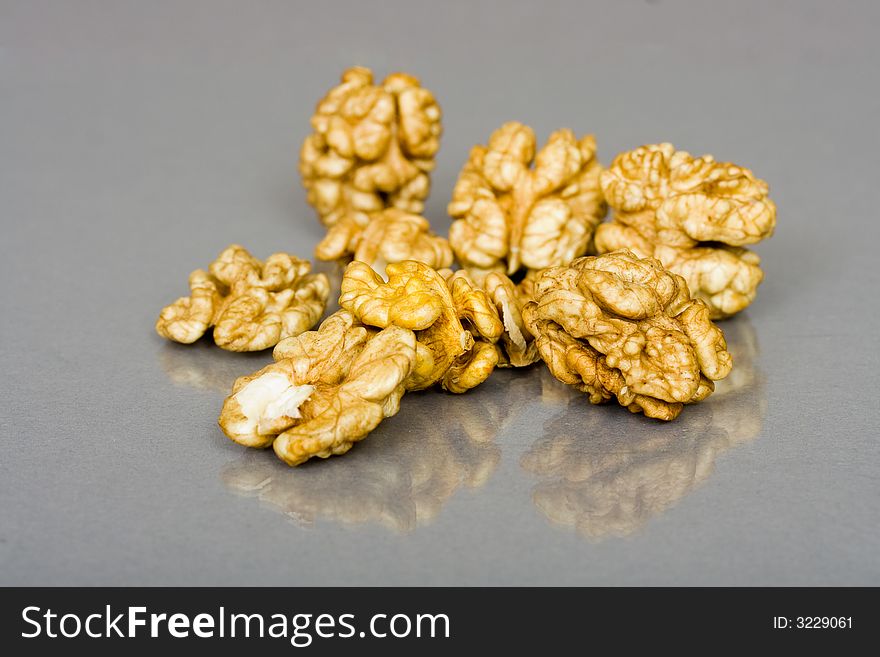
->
{"left": 341, "top": 260, "right": 538, "bottom": 394}
{"left": 448, "top": 121, "right": 606, "bottom": 275}
{"left": 219, "top": 310, "right": 416, "bottom": 466}
{"left": 441, "top": 268, "right": 540, "bottom": 369}
{"left": 524, "top": 250, "right": 732, "bottom": 420}
{"left": 353, "top": 208, "right": 453, "bottom": 273}
{"left": 340, "top": 260, "right": 474, "bottom": 391}
{"left": 156, "top": 244, "right": 329, "bottom": 351}
{"left": 300, "top": 67, "right": 442, "bottom": 262}
{"left": 595, "top": 143, "right": 776, "bottom": 318}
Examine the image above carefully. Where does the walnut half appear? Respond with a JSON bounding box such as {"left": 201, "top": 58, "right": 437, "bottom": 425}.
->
{"left": 300, "top": 67, "right": 443, "bottom": 263}
{"left": 595, "top": 143, "right": 776, "bottom": 318}
{"left": 218, "top": 310, "right": 416, "bottom": 466}
{"left": 448, "top": 121, "right": 606, "bottom": 276}
{"left": 523, "top": 250, "right": 732, "bottom": 420}
{"left": 156, "top": 244, "right": 329, "bottom": 351}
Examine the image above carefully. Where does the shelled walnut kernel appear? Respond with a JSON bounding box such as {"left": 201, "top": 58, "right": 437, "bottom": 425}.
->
{"left": 595, "top": 143, "right": 776, "bottom": 318}
{"left": 156, "top": 244, "right": 329, "bottom": 352}
{"left": 448, "top": 121, "right": 605, "bottom": 276}
{"left": 523, "top": 250, "right": 732, "bottom": 420}
{"left": 300, "top": 67, "right": 443, "bottom": 263}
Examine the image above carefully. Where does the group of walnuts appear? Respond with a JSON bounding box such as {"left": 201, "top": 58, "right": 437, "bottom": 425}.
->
{"left": 156, "top": 67, "right": 776, "bottom": 467}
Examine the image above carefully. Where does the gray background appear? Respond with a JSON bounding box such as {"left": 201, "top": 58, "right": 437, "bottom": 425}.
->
{"left": 1, "top": 0, "right": 878, "bottom": 585}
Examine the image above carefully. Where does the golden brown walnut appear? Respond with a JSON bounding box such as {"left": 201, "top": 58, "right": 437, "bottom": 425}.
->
{"left": 340, "top": 260, "right": 537, "bottom": 394}
{"left": 156, "top": 245, "right": 330, "bottom": 351}
{"left": 339, "top": 260, "right": 474, "bottom": 391}
{"left": 441, "top": 268, "right": 540, "bottom": 369}
{"left": 300, "top": 67, "right": 442, "bottom": 261}
{"left": 156, "top": 270, "right": 222, "bottom": 345}
{"left": 353, "top": 208, "right": 453, "bottom": 273}
{"left": 218, "top": 310, "right": 416, "bottom": 466}
{"left": 448, "top": 121, "right": 606, "bottom": 275}
{"left": 272, "top": 324, "right": 416, "bottom": 466}
{"left": 443, "top": 270, "right": 504, "bottom": 344}
{"left": 219, "top": 311, "right": 369, "bottom": 447}
{"left": 523, "top": 250, "right": 732, "bottom": 420}
{"left": 482, "top": 271, "right": 540, "bottom": 367}
{"left": 338, "top": 259, "right": 447, "bottom": 333}
{"left": 440, "top": 270, "right": 504, "bottom": 393}
{"left": 595, "top": 143, "right": 776, "bottom": 318}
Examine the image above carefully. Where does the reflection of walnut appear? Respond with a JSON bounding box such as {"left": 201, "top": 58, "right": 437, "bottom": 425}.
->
{"left": 353, "top": 208, "right": 453, "bottom": 273}
{"left": 523, "top": 408, "right": 732, "bottom": 540}
{"left": 156, "top": 245, "right": 329, "bottom": 351}
{"left": 340, "top": 260, "right": 537, "bottom": 394}
{"left": 218, "top": 310, "right": 416, "bottom": 466}
{"left": 220, "top": 367, "right": 547, "bottom": 531}
{"left": 300, "top": 67, "right": 442, "bottom": 261}
{"left": 159, "top": 342, "right": 269, "bottom": 393}
{"left": 522, "top": 316, "right": 765, "bottom": 541}
{"left": 523, "top": 250, "right": 732, "bottom": 420}
{"left": 220, "top": 385, "right": 505, "bottom": 532}
{"left": 448, "top": 121, "right": 605, "bottom": 275}
{"left": 703, "top": 315, "right": 767, "bottom": 439}
{"left": 595, "top": 143, "right": 776, "bottom": 318}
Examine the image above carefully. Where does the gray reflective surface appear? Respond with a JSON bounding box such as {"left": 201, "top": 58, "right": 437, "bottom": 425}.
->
{"left": 1, "top": 0, "right": 878, "bottom": 585}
